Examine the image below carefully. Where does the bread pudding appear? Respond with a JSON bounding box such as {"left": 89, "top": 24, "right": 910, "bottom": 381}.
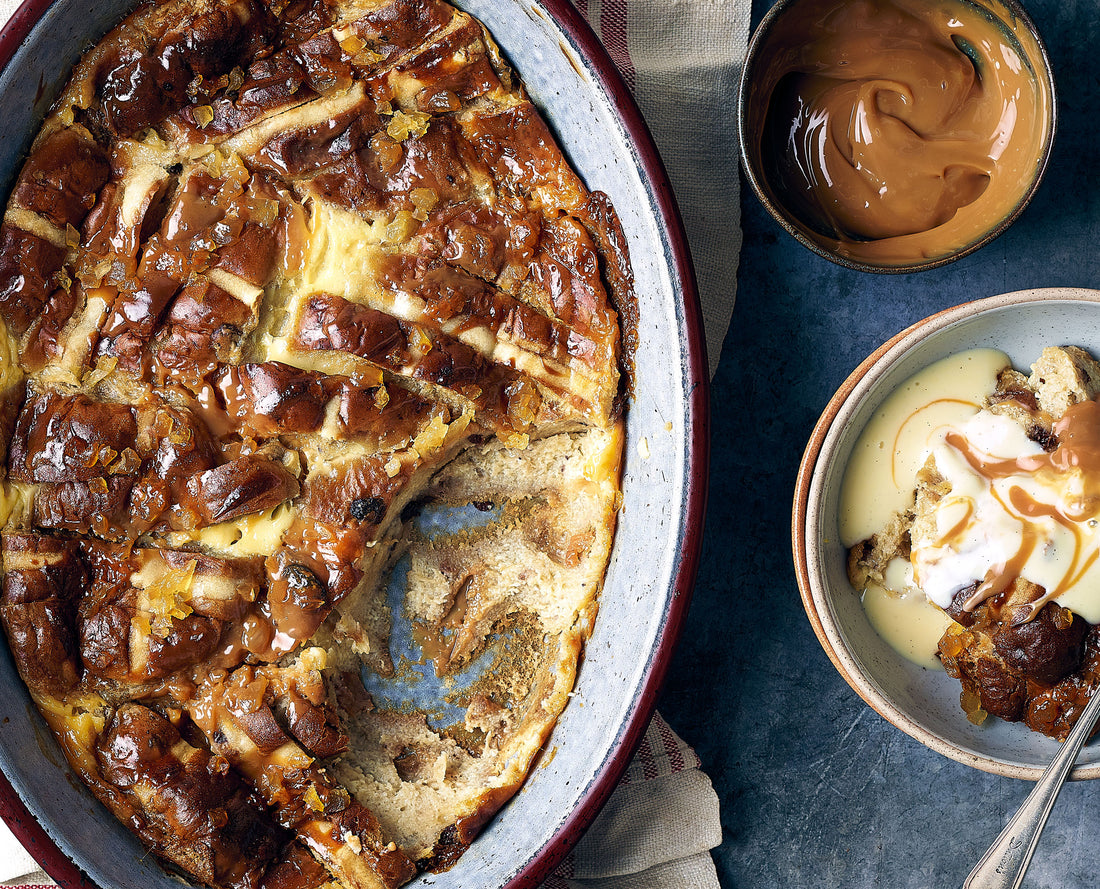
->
{"left": 847, "top": 346, "right": 1100, "bottom": 741}
{"left": 0, "top": 1, "right": 632, "bottom": 886}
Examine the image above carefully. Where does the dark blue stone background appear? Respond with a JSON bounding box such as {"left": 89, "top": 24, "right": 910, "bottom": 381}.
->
{"left": 655, "top": 1, "right": 1100, "bottom": 886}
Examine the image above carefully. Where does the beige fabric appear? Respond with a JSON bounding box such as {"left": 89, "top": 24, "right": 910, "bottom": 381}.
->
{"left": 628, "top": 0, "right": 749, "bottom": 375}
{"left": 0, "top": 827, "right": 40, "bottom": 885}
{"left": 570, "top": 770, "right": 723, "bottom": 879}
{"left": 539, "top": 713, "right": 722, "bottom": 889}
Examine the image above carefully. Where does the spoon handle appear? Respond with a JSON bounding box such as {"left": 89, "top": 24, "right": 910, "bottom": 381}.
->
{"left": 963, "top": 687, "right": 1100, "bottom": 889}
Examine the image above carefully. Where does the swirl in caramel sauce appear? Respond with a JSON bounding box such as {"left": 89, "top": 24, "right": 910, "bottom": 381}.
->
{"left": 749, "top": 0, "right": 1052, "bottom": 265}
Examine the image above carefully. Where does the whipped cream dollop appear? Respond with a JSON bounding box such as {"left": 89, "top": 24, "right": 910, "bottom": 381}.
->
{"left": 912, "top": 400, "right": 1100, "bottom": 623}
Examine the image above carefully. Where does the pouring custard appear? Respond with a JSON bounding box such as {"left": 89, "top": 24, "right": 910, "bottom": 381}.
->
{"left": 749, "top": 0, "right": 1052, "bottom": 267}
{"left": 844, "top": 347, "right": 1100, "bottom": 740}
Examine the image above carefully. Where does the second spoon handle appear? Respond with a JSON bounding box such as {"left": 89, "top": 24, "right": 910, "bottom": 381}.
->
{"left": 963, "top": 686, "right": 1100, "bottom": 889}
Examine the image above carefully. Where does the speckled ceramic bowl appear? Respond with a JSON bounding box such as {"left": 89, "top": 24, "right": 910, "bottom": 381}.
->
{"left": 738, "top": 0, "right": 1056, "bottom": 273}
{"left": 794, "top": 288, "right": 1100, "bottom": 780}
{"left": 0, "top": 1, "right": 708, "bottom": 886}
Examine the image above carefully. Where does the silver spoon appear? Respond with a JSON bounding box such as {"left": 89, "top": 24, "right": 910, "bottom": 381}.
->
{"left": 963, "top": 686, "right": 1100, "bottom": 889}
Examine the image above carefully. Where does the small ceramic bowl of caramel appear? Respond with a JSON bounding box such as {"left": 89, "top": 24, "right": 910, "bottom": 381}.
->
{"left": 739, "top": 0, "right": 1056, "bottom": 272}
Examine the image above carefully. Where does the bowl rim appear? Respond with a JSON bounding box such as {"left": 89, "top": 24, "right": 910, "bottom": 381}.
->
{"left": 0, "top": 0, "right": 710, "bottom": 886}
{"left": 737, "top": 0, "right": 1058, "bottom": 274}
{"left": 792, "top": 287, "right": 1100, "bottom": 781}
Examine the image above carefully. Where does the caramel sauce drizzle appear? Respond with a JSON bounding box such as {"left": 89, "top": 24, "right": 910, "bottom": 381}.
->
{"left": 944, "top": 399, "right": 1100, "bottom": 619}
{"left": 889, "top": 395, "right": 980, "bottom": 490}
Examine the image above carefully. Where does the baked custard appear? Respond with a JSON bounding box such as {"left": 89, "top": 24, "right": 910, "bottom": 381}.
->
{"left": 845, "top": 347, "right": 1100, "bottom": 741}
{"left": 0, "top": 1, "right": 633, "bottom": 886}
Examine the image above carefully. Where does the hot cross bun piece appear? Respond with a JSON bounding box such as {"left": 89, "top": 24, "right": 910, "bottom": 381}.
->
{"left": 0, "top": 0, "right": 632, "bottom": 886}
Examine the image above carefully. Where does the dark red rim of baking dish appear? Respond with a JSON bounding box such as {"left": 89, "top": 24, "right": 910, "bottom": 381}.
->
{"left": 0, "top": 0, "right": 710, "bottom": 886}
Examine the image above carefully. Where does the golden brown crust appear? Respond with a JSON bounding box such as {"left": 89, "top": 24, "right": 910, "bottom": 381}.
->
{"left": 0, "top": 0, "right": 628, "bottom": 886}
{"left": 939, "top": 581, "right": 1096, "bottom": 741}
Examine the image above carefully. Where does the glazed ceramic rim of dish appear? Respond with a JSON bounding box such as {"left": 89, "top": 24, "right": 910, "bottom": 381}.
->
{"left": 737, "top": 0, "right": 1058, "bottom": 274}
{"left": 792, "top": 287, "right": 1100, "bottom": 781}
{"left": 0, "top": 0, "right": 710, "bottom": 886}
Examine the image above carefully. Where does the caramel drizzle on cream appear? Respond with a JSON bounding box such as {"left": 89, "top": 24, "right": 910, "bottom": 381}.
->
{"left": 934, "top": 399, "right": 1100, "bottom": 621}
{"left": 889, "top": 396, "right": 980, "bottom": 490}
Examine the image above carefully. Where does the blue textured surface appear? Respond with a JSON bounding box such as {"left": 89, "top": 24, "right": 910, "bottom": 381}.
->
{"left": 655, "top": 1, "right": 1100, "bottom": 886}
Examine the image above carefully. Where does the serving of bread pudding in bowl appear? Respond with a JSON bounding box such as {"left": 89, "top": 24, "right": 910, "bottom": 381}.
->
{"left": 795, "top": 291, "right": 1100, "bottom": 778}
{"left": 846, "top": 345, "right": 1100, "bottom": 742}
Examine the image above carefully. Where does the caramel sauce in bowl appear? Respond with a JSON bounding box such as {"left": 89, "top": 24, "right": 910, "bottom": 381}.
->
{"left": 739, "top": 0, "right": 1055, "bottom": 272}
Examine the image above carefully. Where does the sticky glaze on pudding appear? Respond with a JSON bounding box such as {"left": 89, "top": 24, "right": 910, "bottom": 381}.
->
{"left": 845, "top": 347, "right": 1100, "bottom": 740}
{"left": 747, "top": 0, "right": 1052, "bottom": 267}
{"left": 0, "top": 1, "right": 632, "bottom": 887}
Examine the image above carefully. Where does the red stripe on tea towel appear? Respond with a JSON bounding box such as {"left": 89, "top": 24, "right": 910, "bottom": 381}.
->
{"left": 597, "top": 0, "right": 636, "bottom": 92}
{"left": 659, "top": 715, "right": 688, "bottom": 773}
{"left": 569, "top": 0, "right": 636, "bottom": 93}
{"left": 620, "top": 711, "right": 695, "bottom": 786}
